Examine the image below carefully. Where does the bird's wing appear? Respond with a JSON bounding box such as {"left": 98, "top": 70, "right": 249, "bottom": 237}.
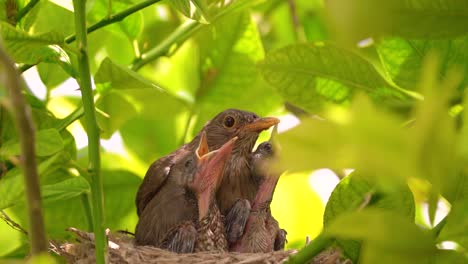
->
{"left": 224, "top": 198, "right": 251, "bottom": 244}
{"left": 134, "top": 182, "right": 198, "bottom": 246}
{"left": 135, "top": 152, "right": 177, "bottom": 216}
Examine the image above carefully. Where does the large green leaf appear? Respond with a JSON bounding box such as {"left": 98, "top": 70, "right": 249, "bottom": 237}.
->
{"left": 259, "top": 43, "right": 408, "bottom": 113}
{"left": 0, "top": 21, "right": 66, "bottom": 64}
{"left": 192, "top": 12, "right": 282, "bottom": 132}
{"left": 0, "top": 128, "right": 64, "bottom": 158}
{"left": 41, "top": 176, "right": 90, "bottom": 203}
{"left": 94, "top": 58, "right": 189, "bottom": 138}
{"left": 325, "top": 0, "right": 468, "bottom": 43}
{"left": 0, "top": 152, "right": 69, "bottom": 209}
{"left": 326, "top": 209, "right": 436, "bottom": 264}
{"left": 24, "top": 0, "right": 75, "bottom": 36}
{"left": 120, "top": 116, "right": 184, "bottom": 164}
{"left": 377, "top": 36, "right": 468, "bottom": 91}
{"left": 323, "top": 172, "right": 415, "bottom": 261}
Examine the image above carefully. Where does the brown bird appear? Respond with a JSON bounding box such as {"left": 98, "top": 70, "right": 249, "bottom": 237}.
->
{"left": 230, "top": 141, "right": 287, "bottom": 253}
{"left": 135, "top": 109, "right": 279, "bottom": 246}
{"left": 138, "top": 133, "right": 235, "bottom": 252}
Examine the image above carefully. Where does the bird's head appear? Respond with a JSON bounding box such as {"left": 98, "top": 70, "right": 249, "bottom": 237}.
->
{"left": 201, "top": 109, "right": 279, "bottom": 155}
{"left": 185, "top": 132, "right": 237, "bottom": 197}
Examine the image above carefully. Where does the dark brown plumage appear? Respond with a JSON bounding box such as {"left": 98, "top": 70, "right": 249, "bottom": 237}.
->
{"left": 135, "top": 109, "right": 279, "bottom": 247}
{"left": 136, "top": 133, "right": 235, "bottom": 252}
{"left": 230, "top": 141, "right": 287, "bottom": 253}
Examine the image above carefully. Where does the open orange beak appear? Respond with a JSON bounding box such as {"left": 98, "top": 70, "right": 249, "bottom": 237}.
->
{"left": 242, "top": 117, "right": 280, "bottom": 133}
{"left": 195, "top": 132, "right": 237, "bottom": 189}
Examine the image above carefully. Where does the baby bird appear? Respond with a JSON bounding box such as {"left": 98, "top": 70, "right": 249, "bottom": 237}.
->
{"left": 230, "top": 141, "right": 287, "bottom": 253}
{"left": 138, "top": 133, "right": 235, "bottom": 253}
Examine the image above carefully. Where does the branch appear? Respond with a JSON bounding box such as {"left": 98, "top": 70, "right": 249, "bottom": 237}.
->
{"left": 19, "top": 0, "right": 163, "bottom": 73}
{"left": 0, "top": 41, "right": 48, "bottom": 255}
{"left": 130, "top": 0, "right": 260, "bottom": 70}
{"left": 131, "top": 20, "right": 200, "bottom": 71}
{"left": 0, "top": 210, "right": 28, "bottom": 235}
{"left": 65, "top": 0, "right": 163, "bottom": 44}
{"left": 71, "top": 1, "right": 106, "bottom": 263}
{"left": 15, "top": 0, "right": 40, "bottom": 24}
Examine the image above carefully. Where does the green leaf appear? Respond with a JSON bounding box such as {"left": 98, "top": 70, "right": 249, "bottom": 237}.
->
{"left": 439, "top": 198, "right": 468, "bottom": 249}
{"left": 120, "top": 116, "right": 183, "bottom": 164}
{"left": 277, "top": 95, "right": 415, "bottom": 182}
{"left": 95, "top": 58, "right": 164, "bottom": 91}
{"left": 326, "top": 209, "right": 436, "bottom": 264}
{"left": 0, "top": 21, "right": 66, "bottom": 64}
{"left": 192, "top": 12, "right": 282, "bottom": 132}
{"left": 94, "top": 58, "right": 188, "bottom": 138}
{"left": 101, "top": 169, "right": 141, "bottom": 231}
{"left": 0, "top": 128, "right": 64, "bottom": 158}
{"left": 259, "top": 43, "right": 408, "bottom": 112}
{"left": 169, "top": 0, "right": 210, "bottom": 24}
{"left": 25, "top": 0, "right": 75, "bottom": 36}
{"left": 0, "top": 152, "right": 69, "bottom": 209}
{"left": 41, "top": 176, "right": 90, "bottom": 203}
{"left": 37, "top": 62, "right": 70, "bottom": 88}
{"left": 323, "top": 172, "right": 415, "bottom": 261}
{"left": 377, "top": 36, "right": 468, "bottom": 91}
{"left": 95, "top": 91, "right": 138, "bottom": 139}
{"left": 89, "top": 0, "right": 143, "bottom": 40}
{"left": 409, "top": 54, "right": 461, "bottom": 203}
{"left": 325, "top": 0, "right": 468, "bottom": 43}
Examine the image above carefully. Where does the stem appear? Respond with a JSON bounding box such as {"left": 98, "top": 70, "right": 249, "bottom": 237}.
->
{"left": 66, "top": 0, "right": 163, "bottom": 44}
{"left": 55, "top": 105, "right": 84, "bottom": 131}
{"left": 72, "top": 1, "right": 106, "bottom": 263}
{"left": 286, "top": 233, "right": 333, "bottom": 264}
{"left": 15, "top": 0, "right": 40, "bottom": 24}
{"left": 131, "top": 20, "right": 200, "bottom": 71}
{"left": 81, "top": 193, "right": 95, "bottom": 231}
{"left": 0, "top": 41, "right": 48, "bottom": 255}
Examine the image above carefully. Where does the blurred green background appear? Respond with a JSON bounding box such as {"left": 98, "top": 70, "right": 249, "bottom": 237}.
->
{"left": 1, "top": 0, "right": 467, "bottom": 262}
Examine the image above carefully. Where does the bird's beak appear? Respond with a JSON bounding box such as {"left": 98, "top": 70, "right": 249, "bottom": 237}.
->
{"left": 196, "top": 136, "right": 237, "bottom": 189}
{"left": 243, "top": 117, "right": 280, "bottom": 132}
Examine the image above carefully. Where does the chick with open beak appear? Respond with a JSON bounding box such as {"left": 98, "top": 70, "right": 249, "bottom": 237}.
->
{"left": 141, "top": 133, "right": 236, "bottom": 253}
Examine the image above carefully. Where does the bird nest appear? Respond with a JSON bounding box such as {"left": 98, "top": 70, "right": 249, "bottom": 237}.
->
{"left": 54, "top": 228, "right": 347, "bottom": 264}
{"left": 54, "top": 228, "right": 295, "bottom": 264}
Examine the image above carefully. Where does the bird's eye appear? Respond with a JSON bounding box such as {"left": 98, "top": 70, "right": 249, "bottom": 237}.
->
{"left": 263, "top": 143, "right": 272, "bottom": 152}
{"left": 185, "top": 159, "right": 193, "bottom": 168}
{"left": 223, "top": 116, "right": 236, "bottom": 128}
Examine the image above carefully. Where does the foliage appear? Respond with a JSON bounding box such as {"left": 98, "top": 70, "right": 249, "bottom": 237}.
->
{"left": 0, "top": 0, "right": 468, "bottom": 263}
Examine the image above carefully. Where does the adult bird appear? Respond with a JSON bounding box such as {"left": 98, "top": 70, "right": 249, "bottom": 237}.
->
{"left": 135, "top": 109, "right": 279, "bottom": 246}
{"left": 136, "top": 133, "right": 235, "bottom": 252}
{"left": 230, "top": 140, "right": 287, "bottom": 253}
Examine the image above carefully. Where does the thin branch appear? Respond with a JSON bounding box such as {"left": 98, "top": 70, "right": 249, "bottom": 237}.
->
{"left": 15, "top": 0, "right": 40, "bottom": 24}
{"left": 19, "top": 0, "right": 162, "bottom": 73}
{"left": 65, "top": 0, "right": 163, "bottom": 44}
{"left": 131, "top": 0, "right": 260, "bottom": 70}
{"left": 0, "top": 41, "right": 48, "bottom": 255}
{"left": 71, "top": 1, "right": 106, "bottom": 263}
{"left": 131, "top": 20, "right": 200, "bottom": 71}
{"left": 0, "top": 210, "right": 28, "bottom": 235}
